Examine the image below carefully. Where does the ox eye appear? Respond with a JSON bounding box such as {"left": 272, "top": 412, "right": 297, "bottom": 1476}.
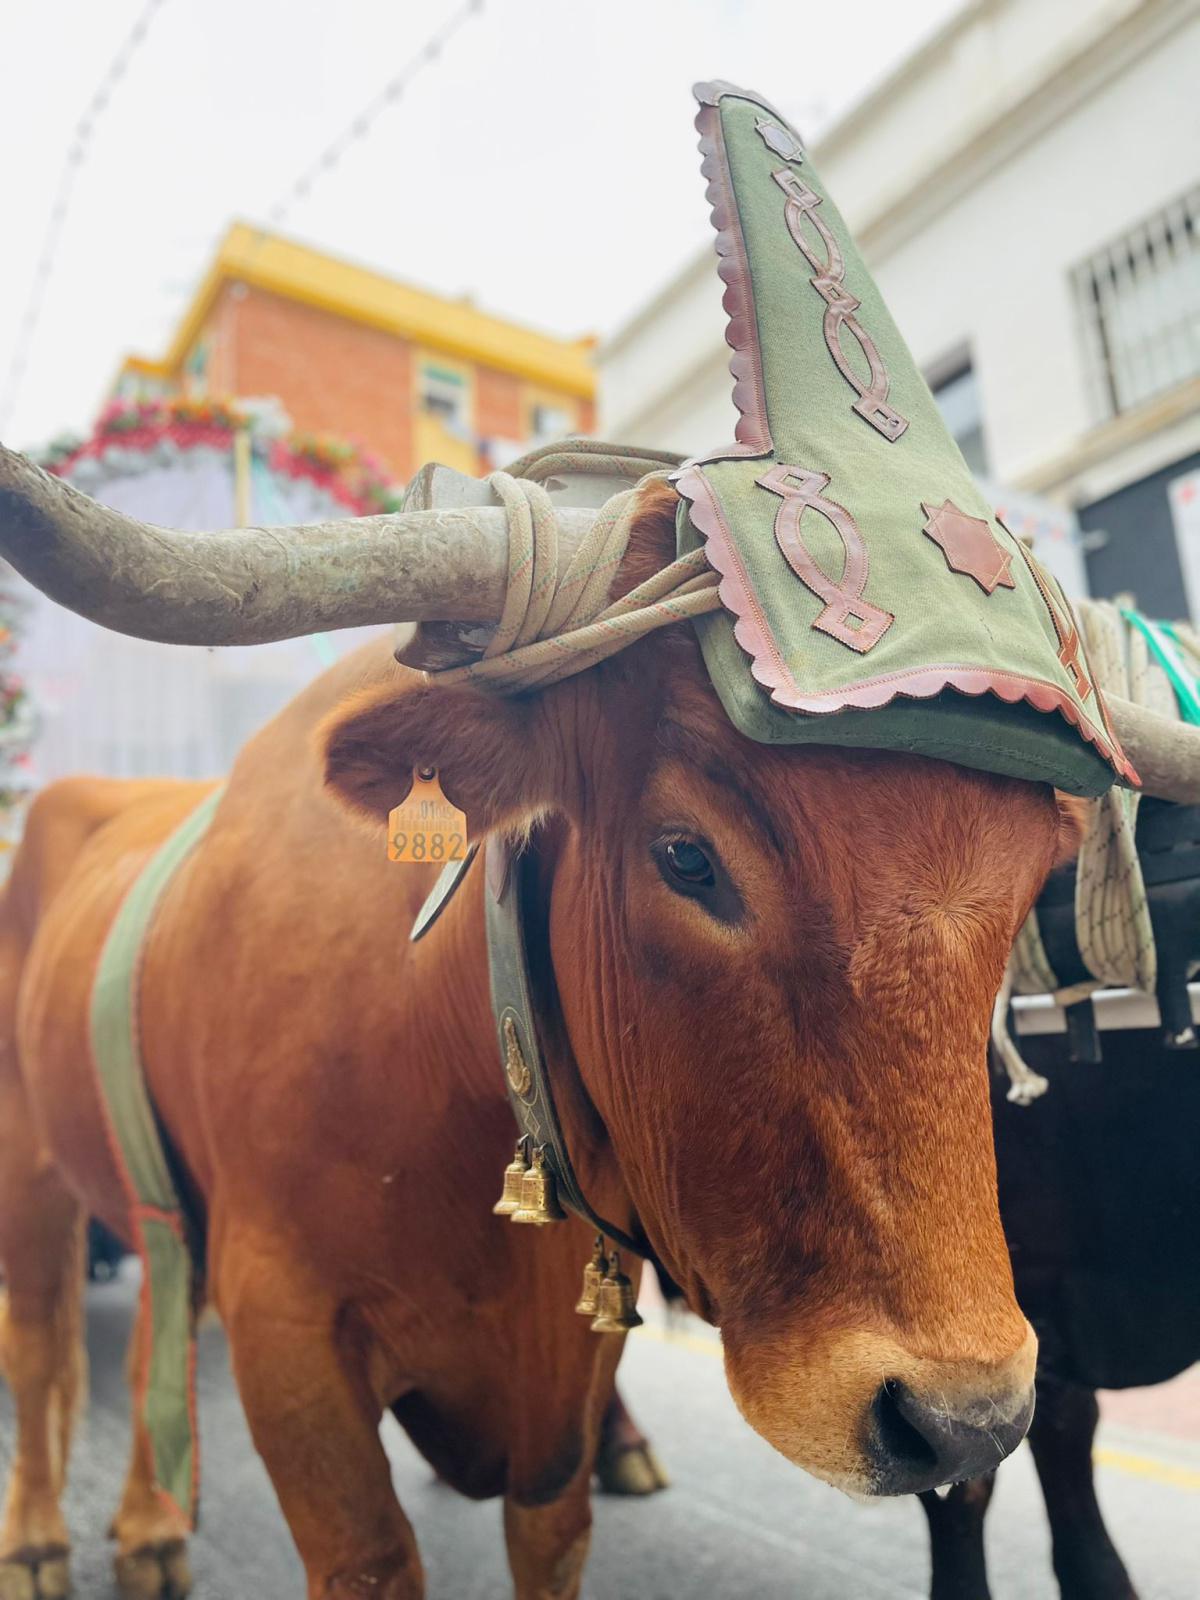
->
{"left": 663, "top": 839, "right": 715, "bottom": 886}
{"left": 651, "top": 834, "right": 743, "bottom": 925}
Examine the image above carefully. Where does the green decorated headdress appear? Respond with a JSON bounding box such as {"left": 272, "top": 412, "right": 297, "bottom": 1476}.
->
{"left": 674, "top": 82, "right": 1135, "bottom": 797}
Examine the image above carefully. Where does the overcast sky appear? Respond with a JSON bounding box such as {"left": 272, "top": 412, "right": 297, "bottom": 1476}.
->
{"left": 1, "top": 0, "right": 965, "bottom": 450}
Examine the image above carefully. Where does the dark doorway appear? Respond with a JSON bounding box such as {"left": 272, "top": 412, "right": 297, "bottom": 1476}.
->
{"left": 1080, "top": 450, "right": 1199, "bottom": 618}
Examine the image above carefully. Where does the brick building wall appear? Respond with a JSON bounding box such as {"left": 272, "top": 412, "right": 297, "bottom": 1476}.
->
{"left": 119, "top": 227, "right": 597, "bottom": 485}
{"left": 475, "top": 366, "right": 523, "bottom": 442}
{"left": 211, "top": 284, "right": 415, "bottom": 476}
{"left": 199, "top": 285, "right": 595, "bottom": 480}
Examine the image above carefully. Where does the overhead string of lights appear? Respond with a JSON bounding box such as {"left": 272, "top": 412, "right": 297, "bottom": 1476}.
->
{"left": 1, "top": 0, "right": 485, "bottom": 440}
{"left": 266, "top": 0, "right": 486, "bottom": 228}
{"left": 0, "top": 0, "right": 172, "bottom": 436}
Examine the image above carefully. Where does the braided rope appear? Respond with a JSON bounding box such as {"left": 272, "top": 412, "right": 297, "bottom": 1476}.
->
{"left": 1071, "top": 602, "right": 1155, "bottom": 992}
{"left": 503, "top": 438, "right": 684, "bottom": 485}
{"left": 428, "top": 469, "right": 722, "bottom": 694}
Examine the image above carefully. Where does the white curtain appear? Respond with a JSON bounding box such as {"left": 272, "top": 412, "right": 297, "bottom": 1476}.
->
{"left": 19, "top": 451, "right": 382, "bottom": 786}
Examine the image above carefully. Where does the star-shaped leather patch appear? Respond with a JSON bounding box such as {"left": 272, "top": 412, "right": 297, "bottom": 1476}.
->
{"left": 920, "top": 500, "right": 1016, "bottom": 595}
{"left": 755, "top": 115, "right": 805, "bottom": 163}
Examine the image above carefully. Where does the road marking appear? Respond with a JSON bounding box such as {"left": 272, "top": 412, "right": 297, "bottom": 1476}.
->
{"left": 1094, "top": 1446, "right": 1200, "bottom": 1493}
{"left": 639, "top": 1320, "right": 1200, "bottom": 1494}
{"left": 639, "top": 1320, "right": 722, "bottom": 1359}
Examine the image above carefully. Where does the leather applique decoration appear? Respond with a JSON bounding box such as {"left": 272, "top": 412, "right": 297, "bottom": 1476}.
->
{"left": 754, "top": 115, "right": 804, "bottom": 163}
{"left": 772, "top": 166, "right": 907, "bottom": 443}
{"left": 921, "top": 500, "right": 1016, "bottom": 595}
{"left": 751, "top": 109, "right": 905, "bottom": 441}
{"left": 672, "top": 81, "right": 1135, "bottom": 798}
{"left": 1059, "top": 629, "right": 1092, "bottom": 701}
{"left": 1010, "top": 533, "right": 1093, "bottom": 703}
{"left": 759, "top": 465, "right": 892, "bottom": 651}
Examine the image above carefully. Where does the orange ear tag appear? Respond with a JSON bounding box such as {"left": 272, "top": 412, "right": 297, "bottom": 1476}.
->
{"left": 387, "top": 769, "right": 469, "bottom": 865}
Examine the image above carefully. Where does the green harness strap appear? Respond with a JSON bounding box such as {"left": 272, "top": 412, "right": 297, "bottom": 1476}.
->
{"left": 90, "top": 786, "right": 222, "bottom": 1526}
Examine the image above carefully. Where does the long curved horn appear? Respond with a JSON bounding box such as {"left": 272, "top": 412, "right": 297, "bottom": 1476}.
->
{"left": 0, "top": 444, "right": 598, "bottom": 645}
{"left": 1106, "top": 695, "right": 1200, "bottom": 804}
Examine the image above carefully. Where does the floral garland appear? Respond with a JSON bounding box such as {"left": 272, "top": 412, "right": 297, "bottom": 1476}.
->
{"left": 40, "top": 395, "right": 404, "bottom": 516}
{"left": 16, "top": 396, "right": 404, "bottom": 859}
{"left": 271, "top": 433, "right": 404, "bottom": 515}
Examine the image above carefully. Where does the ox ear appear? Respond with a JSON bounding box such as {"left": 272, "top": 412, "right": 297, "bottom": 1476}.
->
{"left": 1053, "top": 790, "right": 1093, "bottom": 868}
{"left": 320, "top": 677, "right": 566, "bottom": 837}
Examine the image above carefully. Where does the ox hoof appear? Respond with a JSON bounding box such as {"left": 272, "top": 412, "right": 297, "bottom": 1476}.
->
{"left": 114, "top": 1541, "right": 191, "bottom": 1600}
{"left": 595, "top": 1441, "right": 670, "bottom": 1496}
{"left": 0, "top": 1566, "right": 34, "bottom": 1600}
{"left": 0, "top": 1548, "right": 69, "bottom": 1600}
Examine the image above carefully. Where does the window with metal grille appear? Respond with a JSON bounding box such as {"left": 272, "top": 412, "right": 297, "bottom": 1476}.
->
{"left": 1073, "top": 187, "right": 1200, "bottom": 420}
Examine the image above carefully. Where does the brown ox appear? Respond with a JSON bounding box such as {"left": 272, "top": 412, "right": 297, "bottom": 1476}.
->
{"left": 0, "top": 466, "right": 1089, "bottom": 1600}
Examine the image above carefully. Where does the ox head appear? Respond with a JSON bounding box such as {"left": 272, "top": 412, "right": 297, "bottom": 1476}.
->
{"left": 317, "top": 474, "right": 1072, "bottom": 1493}
{"left": 0, "top": 445, "right": 1196, "bottom": 1494}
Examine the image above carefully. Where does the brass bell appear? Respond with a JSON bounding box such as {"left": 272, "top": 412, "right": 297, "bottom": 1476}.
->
{"left": 493, "top": 1140, "right": 530, "bottom": 1217}
{"left": 575, "top": 1236, "right": 608, "bottom": 1317}
{"left": 511, "top": 1146, "right": 567, "bottom": 1225}
{"left": 590, "top": 1249, "right": 644, "bottom": 1334}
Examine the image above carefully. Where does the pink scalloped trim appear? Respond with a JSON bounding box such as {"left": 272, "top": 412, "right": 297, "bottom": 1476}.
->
{"left": 693, "top": 90, "right": 772, "bottom": 456}
{"left": 673, "top": 465, "right": 1139, "bottom": 787}
{"left": 674, "top": 465, "right": 792, "bottom": 689}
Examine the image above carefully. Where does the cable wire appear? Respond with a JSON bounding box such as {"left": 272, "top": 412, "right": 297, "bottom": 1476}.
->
{"left": 267, "top": 0, "right": 485, "bottom": 227}
{"left": 2, "top": 0, "right": 484, "bottom": 439}
{"left": 0, "top": 0, "right": 171, "bottom": 435}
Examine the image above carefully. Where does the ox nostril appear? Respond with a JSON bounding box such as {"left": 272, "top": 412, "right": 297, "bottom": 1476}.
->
{"left": 869, "top": 1379, "right": 1033, "bottom": 1495}
{"left": 872, "top": 1379, "right": 939, "bottom": 1479}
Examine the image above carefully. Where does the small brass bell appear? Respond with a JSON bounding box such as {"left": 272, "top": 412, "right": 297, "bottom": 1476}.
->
{"left": 493, "top": 1140, "right": 530, "bottom": 1217}
{"left": 511, "top": 1146, "right": 567, "bottom": 1225}
{"left": 575, "top": 1235, "right": 608, "bottom": 1317}
{"left": 590, "top": 1249, "right": 644, "bottom": 1334}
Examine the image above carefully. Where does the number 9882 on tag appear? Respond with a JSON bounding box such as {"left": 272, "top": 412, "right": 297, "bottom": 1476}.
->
{"left": 387, "top": 771, "right": 469, "bottom": 866}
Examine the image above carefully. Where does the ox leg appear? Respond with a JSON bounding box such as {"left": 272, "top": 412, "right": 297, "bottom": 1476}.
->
{"left": 503, "top": 1490, "right": 591, "bottom": 1600}
{"left": 503, "top": 1331, "right": 624, "bottom": 1600}
{"left": 109, "top": 1293, "right": 193, "bottom": 1600}
{"left": 593, "top": 1387, "right": 669, "bottom": 1496}
{"left": 0, "top": 1093, "right": 85, "bottom": 1600}
{"left": 216, "top": 1242, "right": 424, "bottom": 1600}
{"left": 1027, "top": 1377, "right": 1136, "bottom": 1600}
{"left": 917, "top": 1474, "right": 996, "bottom": 1600}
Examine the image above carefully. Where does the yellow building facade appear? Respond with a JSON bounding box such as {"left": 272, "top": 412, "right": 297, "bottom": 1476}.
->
{"left": 116, "top": 223, "right": 596, "bottom": 481}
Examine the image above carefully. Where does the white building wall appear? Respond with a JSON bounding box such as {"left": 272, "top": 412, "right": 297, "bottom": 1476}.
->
{"left": 813, "top": 0, "right": 1153, "bottom": 237}
{"left": 599, "top": 0, "right": 1200, "bottom": 504}
{"left": 600, "top": 257, "right": 729, "bottom": 456}
{"left": 873, "top": 0, "right": 1200, "bottom": 487}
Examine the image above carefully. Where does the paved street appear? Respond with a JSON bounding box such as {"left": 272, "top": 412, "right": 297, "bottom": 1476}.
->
{"left": 2, "top": 1270, "right": 1198, "bottom": 1599}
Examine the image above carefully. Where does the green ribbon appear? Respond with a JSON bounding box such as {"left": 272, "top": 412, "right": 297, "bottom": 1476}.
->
{"left": 1120, "top": 608, "right": 1200, "bottom": 726}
